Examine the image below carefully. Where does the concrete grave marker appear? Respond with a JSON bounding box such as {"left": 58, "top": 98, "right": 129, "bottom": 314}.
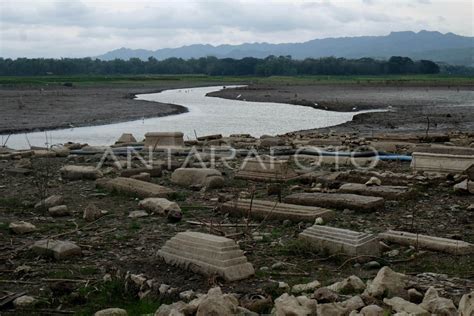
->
{"left": 220, "top": 199, "right": 335, "bottom": 223}
{"left": 284, "top": 192, "right": 384, "bottom": 212}
{"left": 158, "top": 231, "right": 254, "bottom": 281}
{"left": 144, "top": 132, "right": 184, "bottom": 149}
{"left": 379, "top": 230, "right": 474, "bottom": 255}
{"left": 235, "top": 156, "right": 298, "bottom": 182}
{"left": 299, "top": 225, "right": 380, "bottom": 256}
{"left": 96, "top": 177, "right": 174, "bottom": 198}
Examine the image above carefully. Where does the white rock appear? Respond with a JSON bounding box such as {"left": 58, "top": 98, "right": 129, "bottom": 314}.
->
{"left": 360, "top": 304, "right": 385, "bottom": 316}
{"left": 94, "top": 308, "right": 128, "bottom": 316}
{"left": 9, "top": 221, "right": 37, "bottom": 234}
{"left": 340, "top": 295, "right": 365, "bottom": 311}
{"left": 128, "top": 210, "right": 149, "bottom": 218}
{"left": 83, "top": 203, "right": 106, "bottom": 222}
{"left": 196, "top": 287, "right": 240, "bottom": 316}
{"left": 419, "top": 287, "right": 457, "bottom": 316}
{"left": 278, "top": 281, "right": 290, "bottom": 290}
{"left": 327, "top": 275, "right": 366, "bottom": 293}
{"left": 383, "top": 297, "right": 429, "bottom": 316}
{"left": 34, "top": 194, "right": 63, "bottom": 209}
{"left": 364, "top": 267, "right": 408, "bottom": 298}
{"left": 154, "top": 301, "right": 186, "bottom": 316}
{"left": 130, "top": 274, "right": 146, "bottom": 286}
{"left": 459, "top": 291, "right": 474, "bottom": 316}
{"left": 272, "top": 293, "right": 317, "bottom": 316}
{"left": 13, "top": 295, "right": 37, "bottom": 307}
{"left": 291, "top": 280, "right": 321, "bottom": 294}
{"left": 48, "top": 205, "right": 71, "bottom": 217}
{"left": 139, "top": 198, "right": 181, "bottom": 215}
{"left": 179, "top": 290, "right": 196, "bottom": 301}
{"left": 317, "top": 302, "right": 347, "bottom": 316}
{"left": 314, "top": 217, "right": 324, "bottom": 225}
{"left": 365, "top": 177, "right": 381, "bottom": 186}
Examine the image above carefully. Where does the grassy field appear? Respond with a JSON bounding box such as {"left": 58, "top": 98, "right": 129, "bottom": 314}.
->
{"left": 0, "top": 74, "right": 473, "bottom": 86}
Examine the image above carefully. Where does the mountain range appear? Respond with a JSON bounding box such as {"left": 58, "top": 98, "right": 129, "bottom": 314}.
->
{"left": 96, "top": 31, "right": 474, "bottom": 66}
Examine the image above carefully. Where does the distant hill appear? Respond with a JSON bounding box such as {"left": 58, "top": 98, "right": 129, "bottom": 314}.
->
{"left": 96, "top": 31, "right": 474, "bottom": 66}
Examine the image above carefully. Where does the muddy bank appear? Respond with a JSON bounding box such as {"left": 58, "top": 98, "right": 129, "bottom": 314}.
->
{"left": 208, "top": 84, "right": 474, "bottom": 134}
{"left": 0, "top": 82, "right": 226, "bottom": 134}
{"left": 2, "top": 81, "right": 474, "bottom": 137}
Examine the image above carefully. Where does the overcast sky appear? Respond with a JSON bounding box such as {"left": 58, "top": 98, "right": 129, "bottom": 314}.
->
{"left": 0, "top": 0, "right": 472, "bottom": 58}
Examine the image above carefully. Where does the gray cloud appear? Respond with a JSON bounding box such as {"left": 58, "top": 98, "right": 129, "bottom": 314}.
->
{"left": 0, "top": 0, "right": 472, "bottom": 58}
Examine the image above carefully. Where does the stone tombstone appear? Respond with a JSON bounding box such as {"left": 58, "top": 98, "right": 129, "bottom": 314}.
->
{"left": 144, "top": 132, "right": 184, "bottom": 149}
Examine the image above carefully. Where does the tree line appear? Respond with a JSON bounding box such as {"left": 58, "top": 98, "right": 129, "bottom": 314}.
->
{"left": 0, "top": 55, "right": 441, "bottom": 76}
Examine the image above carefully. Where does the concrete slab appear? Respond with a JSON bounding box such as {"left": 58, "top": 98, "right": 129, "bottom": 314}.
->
{"left": 299, "top": 225, "right": 380, "bottom": 256}
{"left": 96, "top": 177, "right": 174, "bottom": 198}
{"left": 5, "top": 168, "right": 32, "bottom": 176}
{"left": 411, "top": 152, "right": 474, "bottom": 174}
{"left": 120, "top": 167, "right": 162, "bottom": 178}
{"left": 379, "top": 230, "right": 474, "bottom": 255}
{"left": 284, "top": 192, "right": 384, "bottom": 212}
{"left": 413, "top": 144, "right": 474, "bottom": 156}
{"left": 157, "top": 231, "right": 255, "bottom": 281}
{"left": 235, "top": 156, "right": 298, "bottom": 182}
{"left": 32, "top": 239, "right": 81, "bottom": 260}
{"left": 220, "top": 199, "right": 335, "bottom": 223}
{"left": 60, "top": 165, "right": 103, "bottom": 180}
{"left": 338, "top": 183, "right": 411, "bottom": 200}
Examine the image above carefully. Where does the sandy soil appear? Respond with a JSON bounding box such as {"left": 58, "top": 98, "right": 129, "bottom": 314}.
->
{"left": 208, "top": 84, "right": 474, "bottom": 134}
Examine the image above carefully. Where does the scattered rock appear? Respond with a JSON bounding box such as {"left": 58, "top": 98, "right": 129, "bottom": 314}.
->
{"left": 364, "top": 267, "right": 409, "bottom": 299}
{"left": 314, "top": 217, "right": 324, "bottom": 225}
{"left": 271, "top": 261, "right": 285, "bottom": 270}
{"left": 313, "top": 287, "right": 338, "bottom": 303}
{"left": 419, "top": 286, "right": 457, "bottom": 315}
{"left": 454, "top": 179, "right": 469, "bottom": 194}
{"left": 363, "top": 261, "right": 381, "bottom": 270}
{"left": 34, "top": 194, "right": 63, "bottom": 209}
{"left": 340, "top": 295, "right": 365, "bottom": 311}
{"left": 407, "top": 288, "right": 424, "bottom": 304}
{"left": 317, "top": 302, "right": 347, "bottom": 315}
{"left": 13, "top": 295, "right": 37, "bottom": 308}
{"left": 139, "top": 198, "right": 181, "bottom": 216}
{"left": 327, "top": 275, "right": 366, "bottom": 293}
{"left": 15, "top": 158, "right": 32, "bottom": 169}
{"left": 383, "top": 297, "right": 429, "bottom": 316}
{"left": 48, "top": 205, "right": 71, "bottom": 217}
{"left": 365, "top": 177, "right": 381, "bottom": 186}
{"left": 458, "top": 291, "right": 474, "bottom": 316}
{"left": 94, "top": 308, "right": 128, "bottom": 316}
{"left": 291, "top": 280, "right": 321, "bottom": 294}
{"left": 196, "top": 287, "right": 239, "bottom": 316}
{"left": 360, "top": 304, "right": 385, "bottom": 316}
{"left": 272, "top": 293, "right": 317, "bottom": 316}
{"left": 179, "top": 290, "right": 196, "bottom": 301}
{"left": 130, "top": 172, "right": 151, "bottom": 182}
{"left": 9, "top": 221, "right": 37, "bottom": 234}
{"left": 83, "top": 203, "right": 106, "bottom": 222}
{"left": 155, "top": 301, "right": 187, "bottom": 316}
{"left": 128, "top": 210, "right": 149, "bottom": 218}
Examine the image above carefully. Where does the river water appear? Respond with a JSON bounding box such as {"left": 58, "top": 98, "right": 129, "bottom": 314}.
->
{"left": 3, "top": 85, "right": 372, "bottom": 149}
